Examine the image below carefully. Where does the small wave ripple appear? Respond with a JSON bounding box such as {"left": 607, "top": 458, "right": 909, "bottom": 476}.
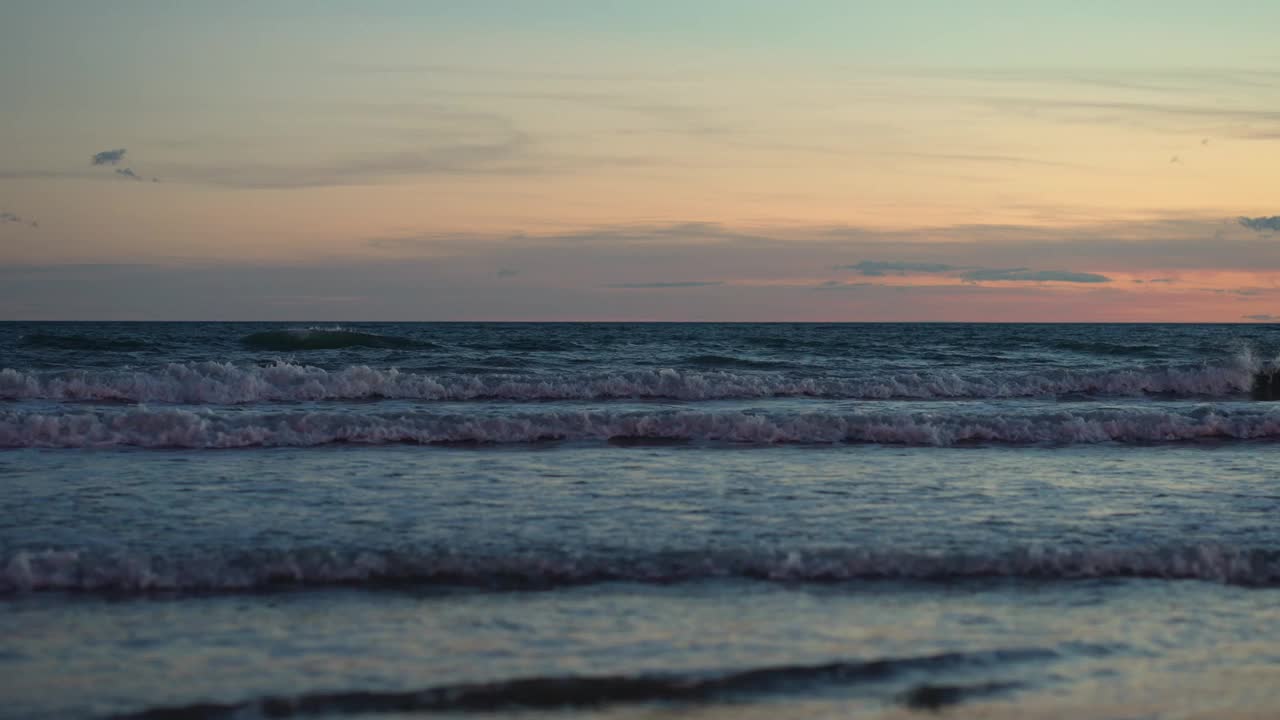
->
{"left": 106, "top": 648, "right": 1040, "bottom": 718}
{"left": 20, "top": 333, "right": 153, "bottom": 352}
{"left": 5, "top": 544, "right": 1278, "bottom": 594}
{"left": 1, "top": 405, "right": 1277, "bottom": 448}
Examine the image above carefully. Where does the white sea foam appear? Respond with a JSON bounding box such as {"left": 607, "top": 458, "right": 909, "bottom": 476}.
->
{"left": 4, "top": 544, "right": 1276, "bottom": 593}
{"left": 1, "top": 406, "right": 1277, "bottom": 448}
{"left": 0, "top": 358, "right": 1260, "bottom": 404}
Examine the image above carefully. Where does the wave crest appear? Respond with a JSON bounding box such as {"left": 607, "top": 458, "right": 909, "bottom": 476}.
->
{"left": 1, "top": 406, "right": 1277, "bottom": 448}
{"left": 0, "top": 360, "right": 1260, "bottom": 404}
{"left": 240, "top": 328, "right": 423, "bottom": 351}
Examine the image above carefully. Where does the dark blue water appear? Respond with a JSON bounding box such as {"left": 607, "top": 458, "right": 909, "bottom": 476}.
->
{"left": 2, "top": 323, "right": 1279, "bottom": 719}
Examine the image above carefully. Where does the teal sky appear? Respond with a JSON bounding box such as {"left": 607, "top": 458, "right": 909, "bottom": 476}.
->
{"left": 8, "top": 1, "right": 1278, "bottom": 65}
{"left": 2, "top": 1, "right": 1278, "bottom": 320}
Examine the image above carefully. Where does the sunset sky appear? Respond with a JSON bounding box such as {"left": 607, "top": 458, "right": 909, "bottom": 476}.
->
{"left": 2, "top": 1, "right": 1278, "bottom": 321}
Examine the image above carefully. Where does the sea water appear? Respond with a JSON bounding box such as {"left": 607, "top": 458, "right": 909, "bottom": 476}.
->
{"left": 2, "top": 322, "right": 1278, "bottom": 719}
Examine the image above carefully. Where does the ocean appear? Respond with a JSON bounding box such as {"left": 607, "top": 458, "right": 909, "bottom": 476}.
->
{"left": 2, "top": 321, "right": 1279, "bottom": 719}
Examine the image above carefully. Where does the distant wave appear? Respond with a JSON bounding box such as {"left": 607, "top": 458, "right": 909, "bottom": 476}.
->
{"left": 496, "top": 337, "right": 582, "bottom": 352}
{"left": 1050, "top": 339, "right": 1164, "bottom": 357}
{"left": 106, "top": 650, "right": 1036, "bottom": 718}
{"left": 5, "top": 544, "right": 1277, "bottom": 594}
{"left": 461, "top": 337, "right": 584, "bottom": 352}
{"left": 19, "top": 333, "right": 152, "bottom": 352}
{"left": 682, "top": 354, "right": 794, "bottom": 369}
{"left": 1, "top": 405, "right": 1277, "bottom": 448}
{"left": 743, "top": 336, "right": 833, "bottom": 351}
{"left": 240, "top": 328, "right": 425, "bottom": 351}
{"left": 0, "top": 359, "right": 1262, "bottom": 404}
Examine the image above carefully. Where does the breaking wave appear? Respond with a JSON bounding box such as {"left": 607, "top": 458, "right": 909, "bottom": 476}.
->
{"left": 105, "top": 650, "right": 1037, "bottom": 718}
{"left": 1, "top": 405, "right": 1277, "bottom": 448}
{"left": 240, "top": 328, "right": 423, "bottom": 351}
{"left": 5, "top": 544, "right": 1278, "bottom": 594}
{"left": 0, "top": 359, "right": 1261, "bottom": 404}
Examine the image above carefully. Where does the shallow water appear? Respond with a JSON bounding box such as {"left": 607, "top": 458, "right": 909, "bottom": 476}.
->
{"left": 2, "top": 322, "right": 1278, "bottom": 719}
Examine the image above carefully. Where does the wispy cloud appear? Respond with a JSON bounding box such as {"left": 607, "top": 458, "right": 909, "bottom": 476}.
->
{"left": 0, "top": 212, "right": 36, "bottom": 229}
{"left": 837, "top": 261, "right": 958, "bottom": 276}
{"left": 1206, "top": 287, "right": 1269, "bottom": 297}
{"left": 91, "top": 148, "right": 127, "bottom": 166}
{"left": 883, "top": 68, "right": 1280, "bottom": 140}
{"left": 164, "top": 135, "right": 698, "bottom": 189}
{"left": 0, "top": 170, "right": 77, "bottom": 180}
{"left": 960, "top": 268, "right": 1111, "bottom": 283}
{"left": 332, "top": 62, "right": 661, "bottom": 83}
{"left": 983, "top": 96, "right": 1280, "bottom": 130}
{"left": 834, "top": 259, "right": 1110, "bottom": 283}
{"left": 1243, "top": 314, "right": 1278, "bottom": 321}
{"left": 606, "top": 281, "right": 724, "bottom": 289}
{"left": 166, "top": 134, "right": 541, "bottom": 189}
{"left": 134, "top": 96, "right": 700, "bottom": 189}
{"left": 1239, "top": 216, "right": 1280, "bottom": 232}
{"left": 114, "top": 168, "right": 142, "bottom": 181}
{"left": 369, "top": 222, "right": 772, "bottom": 253}
{"left": 814, "top": 280, "right": 874, "bottom": 290}
{"left": 496, "top": 268, "right": 519, "bottom": 278}
{"left": 897, "top": 67, "right": 1280, "bottom": 94}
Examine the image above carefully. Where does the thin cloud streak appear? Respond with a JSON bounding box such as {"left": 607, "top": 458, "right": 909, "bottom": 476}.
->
{"left": 164, "top": 135, "right": 535, "bottom": 189}
{"left": 838, "top": 261, "right": 958, "bottom": 276}
{"left": 606, "top": 281, "right": 725, "bottom": 289}
{"left": 368, "top": 218, "right": 1280, "bottom": 276}
{"left": 960, "top": 268, "right": 1111, "bottom": 283}
{"left": 835, "top": 261, "right": 1110, "bottom": 283}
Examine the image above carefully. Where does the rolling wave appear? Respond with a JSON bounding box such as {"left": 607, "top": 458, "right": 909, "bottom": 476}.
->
{"left": 682, "top": 354, "right": 794, "bottom": 369}
{"left": 0, "top": 359, "right": 1260, "bottom": 404}
{"left": 5, "top": 544, "right": 1277, "bottom": 593}
{"left": 105, "top": 650, "right": 1038, "bottom": 718}
{"left": 240, "top": 328, "right": 425, "bottom": 351}
{"left": 1, "top": 405, "right": 1276, "bottom": 448}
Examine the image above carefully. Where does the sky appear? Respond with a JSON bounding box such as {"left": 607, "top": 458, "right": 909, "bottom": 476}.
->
{"left": 1, "top": 1, "right": 1278, "bottom": 321}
